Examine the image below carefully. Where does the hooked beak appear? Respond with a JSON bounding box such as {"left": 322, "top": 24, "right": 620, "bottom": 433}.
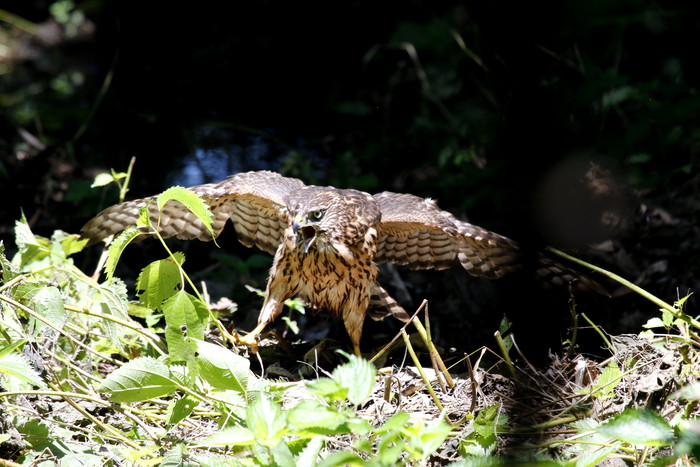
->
{"left": 292, "top": 215, "right": 317, "bottom": 253}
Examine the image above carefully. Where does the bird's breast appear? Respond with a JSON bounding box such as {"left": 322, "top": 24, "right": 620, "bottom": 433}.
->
{"left": 294, "top": 246, "right": 378, "bottom": 314}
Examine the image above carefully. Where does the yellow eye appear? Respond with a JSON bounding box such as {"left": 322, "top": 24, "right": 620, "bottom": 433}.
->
{"left": 310, "top": 209, "right": 326, "bottom": 221}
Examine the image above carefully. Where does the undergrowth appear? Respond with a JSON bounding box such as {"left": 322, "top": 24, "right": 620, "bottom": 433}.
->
{"left": 0, "top": 169, "right": 698, "bottom": 466}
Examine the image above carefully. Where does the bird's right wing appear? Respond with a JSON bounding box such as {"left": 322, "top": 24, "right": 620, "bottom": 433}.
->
{"left": 373, "top": 191, "right": 521, "bottom": 278}
{"left": 373, "top": 191, "right": 608, "bottom": 294}
{"left": 81, "top": 170, "right": 305, "bottom": 255}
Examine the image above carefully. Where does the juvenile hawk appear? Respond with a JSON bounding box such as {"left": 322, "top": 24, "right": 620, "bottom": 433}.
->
{"left": 82, "top": 170, "right": 604, "bottom": 354}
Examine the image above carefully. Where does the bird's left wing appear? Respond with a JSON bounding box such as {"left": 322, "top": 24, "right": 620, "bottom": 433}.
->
{"left": 81, "top": 170, "right": 305, "bottom": 255}
{"left": 373, "top": 191, "right": 608, "bottom": 294}
{"left": 373, "top": 191, "right": 521, "bottom": 278}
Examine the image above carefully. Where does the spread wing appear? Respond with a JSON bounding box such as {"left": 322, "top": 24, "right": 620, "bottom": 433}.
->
{"left": 373, "top": 191, "right": 607, "bottom": 293}
{"left": 81, "top": 170, "right": 305, "bottom": 255}
{"left": 373, "top": 192, "right": 521, "bottom": 279}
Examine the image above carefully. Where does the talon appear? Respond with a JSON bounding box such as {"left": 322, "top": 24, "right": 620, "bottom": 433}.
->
{"left": 235, "top": 332, "right": 259, "bottom": 353}
{"left": 231, "top": 323, "right": 268, "bottom": 353}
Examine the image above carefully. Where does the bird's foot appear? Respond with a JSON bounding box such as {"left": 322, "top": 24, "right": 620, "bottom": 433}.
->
{"left": 232, "top": 331, "right": 259, "bottom": 353}
{"left": 232, "top": 322, "right": 268, "bottom": 353}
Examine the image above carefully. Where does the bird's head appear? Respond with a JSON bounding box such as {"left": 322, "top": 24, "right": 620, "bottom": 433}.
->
{"left": 286, "top": 186, "right": 381, "bottom": 253}
{"left": 292, "top": 207, "right": 328, "bottom": 253}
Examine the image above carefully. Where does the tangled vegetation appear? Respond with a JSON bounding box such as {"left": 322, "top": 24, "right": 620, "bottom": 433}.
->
{"left": 0, "top": 172, "right": 698, "bottom": 466}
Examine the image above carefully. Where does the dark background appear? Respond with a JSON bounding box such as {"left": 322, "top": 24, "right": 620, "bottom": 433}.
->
{"left": 1, "top": 1, "right": 698, "bottom": 357}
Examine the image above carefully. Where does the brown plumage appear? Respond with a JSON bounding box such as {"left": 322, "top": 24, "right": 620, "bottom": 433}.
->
{"left": 82, "top": 170, "right": 605, "bottom": 354}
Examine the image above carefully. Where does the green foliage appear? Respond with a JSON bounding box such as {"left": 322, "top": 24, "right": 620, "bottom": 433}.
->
{"left": 581, "top": 361, "right": 623, "bottom": 401}
{"left": 459, "top": 404, "right": 509, "bottom": 457}
{"left": 157, "top": 186, "right": 216, "bottom": 241}
{"left": 104, "top": 227, "right": 145, "bottom": 281}
{"left": 0, "top": 346, "right": 46, "bottom": 390}
{"left": 597, "top": 409, "right": 674, "bottom": 447}
{"left": 163, "top": 291, "right": 209, "bottom": 360}
{"left": 190, "top": 338, "right": 252, "bottom": 393}
{"left": 98, "top": 357, "right": 179, "bottom": 402}
{"left": 1, "top": 177, "right": 698, "bottom": 465}
{"left": 0, "top": 186, "right": 463, "bottom": 465}
{"left": 326, "top": 350, "right": 376, "bottom": 405}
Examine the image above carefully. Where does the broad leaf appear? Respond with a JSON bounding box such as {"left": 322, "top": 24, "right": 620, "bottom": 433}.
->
{"left": 0, "top": 352, "right": 46, "bottom": 388}
{"left": 136, "top": 253, "right": 185, "bottom": 309}
{"left": 305, "top": 377, "right": 348, "bottom": 403}
{"left": 598, "top": 408, "right": 674, "bottom": 446}
{"left": 191, "top": 338, "right": 251, "bottom": 393}
{"left": 166, "top": 395, "right": 199, "bottom": 426}
{"left": 287, "top": 399, "right": 348, "bottom": 434}
{"left": 162, "top": 291, "right": 208, "bottom": 361}
{"left": 99, "top": 357, "right": 178, "bottom": 402}
{"left": 331, "top": 351, "right": 376, "bottom": 405}
{"left": 29, "top": 286, "right": 66, "bottom": 335}
{"left": 585, "top": 362, "right": 622, "bottom": 400}
{"left": 157, "top": 186, "right": 215, "bottom": 240}
{"left": 0, "top": 241, "right": 19, "bottom": 281}
{"left": 104, "top": 227, "right": 144, "bottom": 281}
{"left": 13, "top": 216, "right": 50, "bottom": 269}
{"left": 203, "top": 426, "right": 256, "bottom": 446}
{"left": 246, "top": 392, "right": 287, "bottom": 447}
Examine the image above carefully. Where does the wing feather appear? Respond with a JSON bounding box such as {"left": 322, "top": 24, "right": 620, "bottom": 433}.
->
{"left": 373, "top": 191, "right": 521, "bottom": 278}
{"left": 81, "top": 170, "right": 304, "bottom": 255}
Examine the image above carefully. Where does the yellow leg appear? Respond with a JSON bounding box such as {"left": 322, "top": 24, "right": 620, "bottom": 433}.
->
{"left": 234, "top": 322, "right": 269, "bottom": 352}
{"left": 353, "top": 343, "right": 362, "bottom": 356}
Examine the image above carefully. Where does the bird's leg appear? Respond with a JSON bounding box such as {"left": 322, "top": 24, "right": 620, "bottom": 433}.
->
{"left": 342, "top": 306, "right": 365, "bottom": 356}
{"left": 235, "top": 295, "right": 285, "bottom": 350}
{"left": 236, "top": 247, "right": 296, "bottom": 351}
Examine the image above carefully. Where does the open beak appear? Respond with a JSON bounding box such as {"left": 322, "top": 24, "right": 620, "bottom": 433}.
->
{"left": 292, "top": 216, "right": 317, "bottom": 253}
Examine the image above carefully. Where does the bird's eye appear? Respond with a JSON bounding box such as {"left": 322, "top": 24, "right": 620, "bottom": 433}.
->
{"left": 310, "top": 209, "right": 326, "bottom": 221}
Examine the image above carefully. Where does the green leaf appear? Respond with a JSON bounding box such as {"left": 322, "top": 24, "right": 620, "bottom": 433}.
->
{"left": 28, "top": 286, "right": 66, "bottom": 335}
{"left": 60, "top": 234, "right": 88, "bottom": 257}
{"left": 13, "top": 215, "right": 50, "bottom": 268}
{"left": 136, "top": 253, "right": 185, "bottom": 309}
{"left": 247, "top": 392, "right": 287, "bottom": 447}
{"left": 331, "top": 351, "right": 376, "bottom": 405}
{"left": 0, "top": 241, "right": 19, "bottom": 281}
{"left": 0, "top": 352, "right": 46, "bottom": 388}
{"left": 586, "top": 362, "right": 622, "bottom": 400}
{"left": 269, "top": 441, "right": 296, "bottom": 467}
{"left": 162, "top": 291, "right": 208, "bottom": 361}
{"left": 296, "top": 436, "right": 324, "bottom": 467}
{"left": 498, "top": 315, "right": 513, "bottom": 353}
{"left": 643, "top": 317, "right": 665, "bottom": 329}
{"left": 573, "top": 444, "right": 620, "bottom": 467}
{"left": 135, "top": 204, "right": 152, "bottom": 228}
{"left": 597, "top": 408, "right": 674, "bottom": 446}
{"left": 459, "top": 403, "right": 508, "bottom": 456}
{"left": 0, "top": 340, "right": 26, "bottom": 359}
{"left": 91, "top": 278, "right": 131, "bottom": 349}
{"left": 15, "top": 418, "right": 50, "bottom": 449}
{"left": 204, "top": 426, "right": 256, "bottom": 446}
{"left": 157, "top": 186, "right": 215, "bottom": 240}
{"left": 166, "top": 395, "right": 199, "bottom": 426}
{"left": 675, "top": 420, "right": 700, "bottom": 459}
{"left": 191, "top": 338, "right": 252, "bottom": 393}
{"left": 160, "top": 443, "right": 185, "bottom": 467}
{"left": 474, "top": 404, "right": 508, "bottom": 438}
{"left": 375, "top": 411, "right": 410, "bottom": 434}
{"left": 91, "top": 172, "right": 119, "bottom": 188}
{"left": 98, "top": 356, "right": 178, "bottom": 402}
{"left": 286, "top": 399, "right": 348, "bottom": 434}
{"left": 305, "top": 377, "right": 348, "bottom": 403}
{"left": 402, "top": 418, "right": 453, "bottom": 460}
{"left": 104, "top": 227, "right": 144, "bottom": 281}
{"left": 316, "top": 451, "right": 366, "bottom": 467}
{"left": 670, "top": 382, "right": 700, "bottom": 401}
